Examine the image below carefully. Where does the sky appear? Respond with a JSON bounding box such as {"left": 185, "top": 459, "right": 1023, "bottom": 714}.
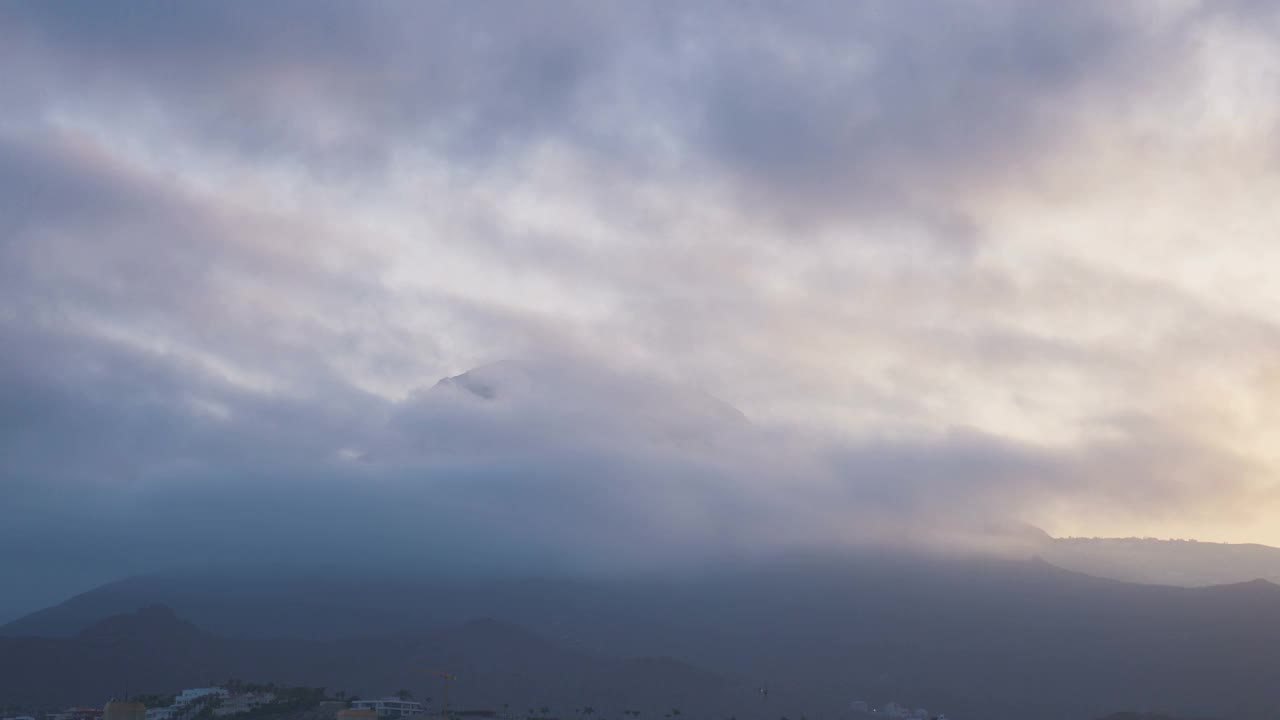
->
{"left": 4, "top": 0, "right": 1280, "bottom": 619}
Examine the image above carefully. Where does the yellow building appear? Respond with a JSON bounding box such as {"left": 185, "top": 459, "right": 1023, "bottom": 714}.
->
{"left": 103, "top": 702, "right": 146, "bottom": 720}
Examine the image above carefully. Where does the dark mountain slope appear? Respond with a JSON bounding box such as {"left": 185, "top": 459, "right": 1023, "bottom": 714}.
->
{"left": 1023, "top": 530, "right": 1280, "bottom": 586}
{"left": 0, "top": 608, "right": 726, "bottom": 715}
{"left": 0, "top": 604, "right": 245, "bottom": 707}
{"left": 7, "top": 553, "right": 1280, "bottom": 719}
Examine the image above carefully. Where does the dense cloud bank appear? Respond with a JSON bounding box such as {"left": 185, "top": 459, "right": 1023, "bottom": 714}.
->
{"left": 4, "top": 1, "right": 1280, "bottom": 616}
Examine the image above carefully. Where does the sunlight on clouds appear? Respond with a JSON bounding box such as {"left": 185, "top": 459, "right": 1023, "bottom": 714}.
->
{"left": 966, "top": 11, "right": 1280, "bottom": 541}
{"left": 8, "top": 0, "right": 1280, "bottom": 573}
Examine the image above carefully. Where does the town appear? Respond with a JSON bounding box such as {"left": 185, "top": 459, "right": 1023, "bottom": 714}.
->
{"left": 0, "top": 684, "right": 950, "bottom": 720}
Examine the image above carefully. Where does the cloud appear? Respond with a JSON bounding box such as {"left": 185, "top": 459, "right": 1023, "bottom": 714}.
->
{"left": 0, "top": 2, "right": 1180, "bottom": 203}
{"left": 0, "top": 336, "right": 1259, "bottom": 619}
{"left": 4, "top": 0, "right": 1280, "bottom": 617}
{"left": 0, "top": 1, "right": 628, "bottom": 174}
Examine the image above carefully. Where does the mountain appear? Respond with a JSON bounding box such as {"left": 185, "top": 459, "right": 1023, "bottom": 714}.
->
{"left": 0, "top": 604, "right": 243, "bottom": 707}
{"left": 955, "top": 524, "right": 1280, "bottom": 587}
{"left": 429, "top": 361, "right": 749, "bottom": 426}
{"left": 1097, "top": 714, "right": 1216, "bottom": 720}
{"left": 7, "top": 552, "right": 1280, "bottom": 719}
{"left": 1037, "top": 535, "right": 1280, "bottom": 586}
{"left": 0, "top": 607, "right": 725, "bottom": 714}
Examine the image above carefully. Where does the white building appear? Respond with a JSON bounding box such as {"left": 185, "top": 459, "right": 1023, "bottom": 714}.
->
{"left": 880, "top": 702, "right": 910, "bottom": 718}
{"left": 177, "top": 689, "right": 229, "bottom": 706}
{"left": 350, "top": 698, "right": 424, "bottom": 718}
{"left": 213, "top": 693, "right": 276, "bottom": 717}
{"left": 144, "top": 710, "right": 176, "bottom": 720}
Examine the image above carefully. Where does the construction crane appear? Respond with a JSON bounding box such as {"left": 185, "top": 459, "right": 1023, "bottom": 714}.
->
{"left": 415, "top": 668, "right": 457, "bottom": 719}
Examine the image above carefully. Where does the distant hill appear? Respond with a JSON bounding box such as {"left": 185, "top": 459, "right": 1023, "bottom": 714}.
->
{"left": 1038, "top": 535, "right": 1280, "bottom": 586}
{"left": 7, "top": 552, "right": 1280, "bottom": 719}
{"left": 954, "top": 524, "right": 1280, "bottom": 587}
{"left": 0, "top": 604, "right": 246, "bottom": 707}
{"left": 0, "top": 606, "right": 725, "bottom": 713}
{"left": 15, "top": 531, "right": 1280, "bottom": 641}
{"left": 1098, "top": 714, "right": 1216, "bottom": 720}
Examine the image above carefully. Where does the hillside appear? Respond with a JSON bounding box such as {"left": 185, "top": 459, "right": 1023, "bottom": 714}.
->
{"left": 1038, "top": 535, "right": 1280, "bottom": 586}
{"left": 6, "top": 553, "right": 1280, "bottom": 719}
{"left": 0, "top": 604, "right": 245, "bottom": 707}
{"left": 0, "top": 606, "right": 726, "bottom": 714}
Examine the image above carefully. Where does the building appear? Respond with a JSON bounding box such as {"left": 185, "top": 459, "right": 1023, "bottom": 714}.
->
{"left": 350, "top": 698, "right": 424, "bottom": 718}
{"left": 317, "top": 702, "right": 348, "bottom": 720}
{"left": 145, "top": 709, "right": 176, "bottom": 720}
{"left": 49, "top": 708, "right": 105, "bottom": 720}
{"left": 213, "top": 692, "right": 275, "bottom": 717}
{"left": 104, "top": 702, "right": 146, "bottom": 720}
{"left": 880, "top": 702, "right": 910, "bottom": 718}
{"left": 176, "top": 689, "right": 229, "bottom": 706}
{"left": 337, "top": 710, "right": 378, "bottom": 720}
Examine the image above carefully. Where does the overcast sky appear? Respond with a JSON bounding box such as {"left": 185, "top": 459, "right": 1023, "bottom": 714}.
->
{"left": 4, "top": 1, "right": 1280, "bottom": 620}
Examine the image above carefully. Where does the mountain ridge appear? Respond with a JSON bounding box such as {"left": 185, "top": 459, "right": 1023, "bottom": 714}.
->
{"left": 0, "top": 605, "right": 728, "bottom": 714}
{"left": 6, "top": 552, "right": 1280, "bottom": 719}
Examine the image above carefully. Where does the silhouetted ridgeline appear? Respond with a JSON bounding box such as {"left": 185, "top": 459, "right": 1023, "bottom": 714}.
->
{"left": 3, "top": 552, "right": 1279, "bottom": 719}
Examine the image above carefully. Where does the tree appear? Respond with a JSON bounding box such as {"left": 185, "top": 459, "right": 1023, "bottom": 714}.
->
{"left": 132, "top": 694, "right": 177, "bottom": 709}
{"left": 397, "top": 690, "right": 414, "bottom": 701}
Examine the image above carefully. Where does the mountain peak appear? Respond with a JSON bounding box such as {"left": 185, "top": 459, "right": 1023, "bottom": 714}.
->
{"left": 433, "top": 368, "right": 499, "bottom": 400}
{"left": 78, "top": 603, "right": 203, "bottom": 643}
